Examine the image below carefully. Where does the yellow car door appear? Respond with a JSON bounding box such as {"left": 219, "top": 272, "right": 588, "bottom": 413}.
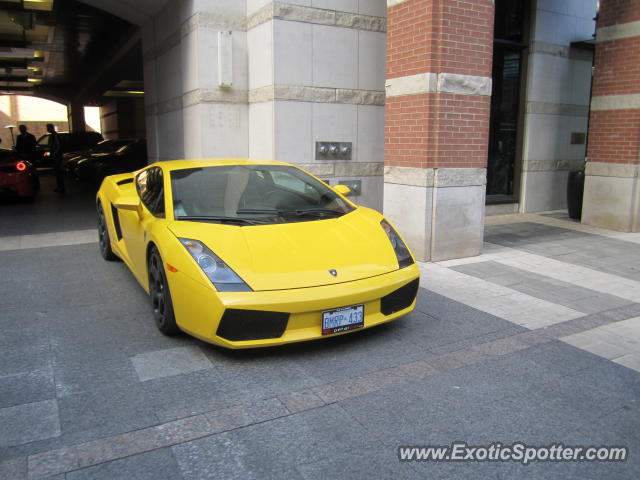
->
{"left": 119, "top": 167, "right": 166, "bottom": 285}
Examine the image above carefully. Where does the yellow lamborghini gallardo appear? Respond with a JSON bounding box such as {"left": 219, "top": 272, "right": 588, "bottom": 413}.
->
{"left": 96, "top": 159, "right": 419, "bottom": 348}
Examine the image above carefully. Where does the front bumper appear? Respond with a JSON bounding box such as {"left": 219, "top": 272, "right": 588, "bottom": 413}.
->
{"left": 168, "top": 263, "right": 420, "bottom": 348}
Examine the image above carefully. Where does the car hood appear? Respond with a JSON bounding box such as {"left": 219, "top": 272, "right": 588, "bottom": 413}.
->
{"left": 167, "top": 208, "right": 399, "bottom": 291}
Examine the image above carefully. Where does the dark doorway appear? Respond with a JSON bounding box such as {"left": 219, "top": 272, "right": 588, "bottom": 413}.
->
{"left": 487, "top": 0, "right": 528, "bottom": 202}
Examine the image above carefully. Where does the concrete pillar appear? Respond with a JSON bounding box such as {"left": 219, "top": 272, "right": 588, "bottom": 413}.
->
{"left": 67, "top": 102, "right": 86, "bottom": 132}
{"left": 247, "top": 1, "right": 387, "bottom": 211}
{"left": 583, "top": 0, "right": 640, "bottom": 232}
{"left": 141, "top": 0, "right": 249, "bottom": 163}
{"left": 383, "top": 0, "right": 494, "bottom": 261}
{"left": 140, "top": 0, "right": 388, "bottom": 211}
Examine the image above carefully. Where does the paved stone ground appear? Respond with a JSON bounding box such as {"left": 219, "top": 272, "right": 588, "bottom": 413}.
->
{"left": 1, "top": 173, "right": 639, "bottom": 479}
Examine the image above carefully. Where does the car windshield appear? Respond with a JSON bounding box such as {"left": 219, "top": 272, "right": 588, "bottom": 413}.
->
{"left": 170, "top": 165, "right": 354, "bottom": 225}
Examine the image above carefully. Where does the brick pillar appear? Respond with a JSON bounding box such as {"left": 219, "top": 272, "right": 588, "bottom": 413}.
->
{"left": 383, "top": 0, "right": 494, "bottom": 261}
{"left": 583, "top": 0, "right": 640, "bottom": 232}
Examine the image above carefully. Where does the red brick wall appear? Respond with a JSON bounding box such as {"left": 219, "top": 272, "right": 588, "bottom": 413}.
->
{"left": 385, "top": 93, "right": 491, "bottom": 169}
{"left": 385, "top": 0, "right": 494, "bottom": 170}
{"left": 592, "top": 38, "right": 640, "bottom": 97}
{"left": 588, "top": 110, "right": 640, "bottom": 164}
{"left": 587, "top": 0, "right": 640, "bottom": 166}
{"left": 387, "top": 0, "right": 438, "bottom": 79}
{"left": 597, "top": 0, "right": 640, "bottom": 28}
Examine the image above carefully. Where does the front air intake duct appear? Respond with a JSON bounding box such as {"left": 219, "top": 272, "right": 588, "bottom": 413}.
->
{"left": 380, "top": 279, "right": 419, "bottom": 315}
{"left": 216, "top": 309, "right": 289, "bottom": 341}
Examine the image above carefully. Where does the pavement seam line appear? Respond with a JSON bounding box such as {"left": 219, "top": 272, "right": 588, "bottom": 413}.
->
{"left": 18, "top": 304, "right": 640, "bottom": 477}
{"left": 484, "top": 212, "right": 640, "bottom": 244}
{"left": 19, "top": 332, "right": 538, "bottom": 478}
{"left": 418, "top": 262, "right": 584, "bottom": 328}
{"left": 0, "top": 229, "right": 98, "bottom": 251}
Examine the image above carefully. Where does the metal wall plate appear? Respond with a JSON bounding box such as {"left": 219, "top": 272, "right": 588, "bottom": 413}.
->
{"left": 316, "top": 141, "right": 352, "bottom": 160}
{"left": 338, "top": 179, "right": 361, "bottom": 196}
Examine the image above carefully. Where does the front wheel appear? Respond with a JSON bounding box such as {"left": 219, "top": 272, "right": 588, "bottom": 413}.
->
{"left": 148, "top": 247, "right": 180, "bottom": 336}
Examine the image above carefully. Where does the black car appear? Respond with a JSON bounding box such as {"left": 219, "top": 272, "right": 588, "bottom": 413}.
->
{"left": 35, "top": 131, "right": 104, "bottom": 167}
{"left": 76, "top": 139, "right": 147, "bottom": 185}
{"left": 64, "top": 139, "right": 136, "bottom": 176}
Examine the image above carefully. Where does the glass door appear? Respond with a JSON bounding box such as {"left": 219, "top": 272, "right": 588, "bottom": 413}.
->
{"left": 487, "top": 0, "right": 528, "bottom": 203}
{"left": 487, "top": 47, "right": 521, "bottom": 198}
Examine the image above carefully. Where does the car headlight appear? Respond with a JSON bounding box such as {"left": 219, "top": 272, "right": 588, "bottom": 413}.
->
{"left": 179, "top": 238, "right": 252, "bottom": 292}
{"left": 380, "top": 219, "right": 414, "bottom": 268}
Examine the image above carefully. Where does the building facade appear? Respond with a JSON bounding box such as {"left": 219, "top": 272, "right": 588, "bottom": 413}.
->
{"left": 383, "top": 0, "right": 597, "bottom": 261}
{"left": 142, "top": 0, "right": 389, "bottom": 212}
{"left": 92, "top": 0, "right": 640, "bottom": 261}
{"left": 583, "top": 0, "right": 640, "bottom": 233}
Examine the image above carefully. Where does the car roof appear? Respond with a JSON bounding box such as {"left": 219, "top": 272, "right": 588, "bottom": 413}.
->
{"left": 149, "top": 158, "right": 292, "bottom": 171}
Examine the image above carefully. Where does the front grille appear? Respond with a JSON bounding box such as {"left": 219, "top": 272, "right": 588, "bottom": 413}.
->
{"left": 216, "top": 309, "right": 289, "bottom": 341}
{"left": 380, "top": 279, "right": 419, "bottom": 315}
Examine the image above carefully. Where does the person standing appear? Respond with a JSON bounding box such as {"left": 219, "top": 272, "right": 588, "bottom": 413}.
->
{"left": 47, "top": 123, "right": 64, "bottom": 193}
{"left": 15, "top": 124, "right": 36, "bottom": 160}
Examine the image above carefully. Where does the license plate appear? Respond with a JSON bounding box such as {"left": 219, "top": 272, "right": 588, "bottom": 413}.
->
{"left": 322, "top": 304, "right": 364, "bottom": 335}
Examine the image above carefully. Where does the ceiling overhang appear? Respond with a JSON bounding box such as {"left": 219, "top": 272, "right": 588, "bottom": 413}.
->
{"left": 0, "top": 0, "right": 160, "bottom": 103}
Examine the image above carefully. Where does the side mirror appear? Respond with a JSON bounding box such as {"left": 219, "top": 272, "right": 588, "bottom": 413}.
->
{"left": 333, "top": 184, "right": 351, "bottom": 196}
{"left": 113, "top": 196, "right": 140, "bottom": 212}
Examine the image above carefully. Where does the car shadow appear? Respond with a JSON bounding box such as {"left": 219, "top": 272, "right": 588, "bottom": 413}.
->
{"left": 195, "top": 320, "right": 403, "bottom": 362}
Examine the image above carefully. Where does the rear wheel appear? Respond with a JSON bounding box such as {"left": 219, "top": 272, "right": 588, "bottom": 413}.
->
{"left": 148, "top": 247, "right": 180, "bottom": 336}
{"left": 97, "top": 202, "right": 117, "bottom": 261}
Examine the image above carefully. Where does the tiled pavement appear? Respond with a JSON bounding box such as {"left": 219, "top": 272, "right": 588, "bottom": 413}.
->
{"left": 1, "top": 174, "right": 639, "bottom": 479}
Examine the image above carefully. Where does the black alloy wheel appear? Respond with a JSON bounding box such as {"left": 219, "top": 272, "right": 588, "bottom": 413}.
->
{"left": 148, "top": 248, "right": 180, "bottom": 335}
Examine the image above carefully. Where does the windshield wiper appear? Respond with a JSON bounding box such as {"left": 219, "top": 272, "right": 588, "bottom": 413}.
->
{"left": 292, "top": 208, "right": 344, "bottom": 217}
{"left": 233, "top": 208, "right": 345, "bottom": 220}
{"left": 176, "top": 215, "right": 267, "bottom": 225}
{"left": 236, "top": 209, "right": 282, "bottom": 215}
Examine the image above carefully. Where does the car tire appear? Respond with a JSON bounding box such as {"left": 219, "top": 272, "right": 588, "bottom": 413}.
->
{"left": 97, "top": 202, "right": 118, "bottom": 261}
{"left": 148, "top": 247, "right": 180, "bottom": 336}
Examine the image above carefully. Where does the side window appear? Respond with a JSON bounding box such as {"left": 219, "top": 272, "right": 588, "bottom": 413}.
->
{"left": 136, "top": 167, "right": 165, "bottom": 217}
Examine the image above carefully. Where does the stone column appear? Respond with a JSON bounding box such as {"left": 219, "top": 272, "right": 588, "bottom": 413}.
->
{"left": 583, "top": 0, "right": 640, "bottom": 232}
{"left": 246, "top": 1, "right": 388, "bottom": 211}
{"left": 67, "top": 102, "right": 86, "bottom": 132}
{"left": 140, "top": 0, "right": 388, "bottom": 213}
{"left": 383, "top": 0, "right": 494, "bottom": 261}
{"left": 141, "top": 0, "right": 249, "bottom": 163}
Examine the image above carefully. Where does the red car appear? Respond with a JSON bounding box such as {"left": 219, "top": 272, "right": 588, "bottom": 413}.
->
{"left": 0, "top": 149, "right": 39, "bottom": 200}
